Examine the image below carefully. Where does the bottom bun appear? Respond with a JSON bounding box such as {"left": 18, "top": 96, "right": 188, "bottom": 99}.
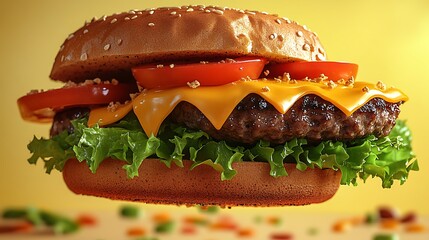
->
{"left": 63, "top": 158, "right": 341, "bottom": 206}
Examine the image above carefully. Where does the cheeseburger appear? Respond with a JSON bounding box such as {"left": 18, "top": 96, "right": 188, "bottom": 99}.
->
{"left": 17, "top": 6, "right": 418, "bottom": 206}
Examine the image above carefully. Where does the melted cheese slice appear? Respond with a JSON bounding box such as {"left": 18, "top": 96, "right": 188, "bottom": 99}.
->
{"left": 88, "top": 80, "right": 408, "bottom": 137}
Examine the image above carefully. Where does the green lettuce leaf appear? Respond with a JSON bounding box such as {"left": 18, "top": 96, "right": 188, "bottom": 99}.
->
{"left": 27, "top": 113, "right": 418, "bottom": 188}
{"left": 27, "top": 117, "right": 86, "bottom": 173}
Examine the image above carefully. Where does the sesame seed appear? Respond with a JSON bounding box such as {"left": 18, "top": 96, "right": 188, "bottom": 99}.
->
{"left": 91, "top": 17, "right": 98, "bottom": 22}
{"left": 282, "top": 17, "right": 291, "bottom": 23}
{"left": 239, "top": 10, "right": 245, "bottom": 13}
{"left": 80, "top": 79, "right": 94, "bottom": 85}
{"left": 149, "top": 10, "right": 155, "bottom": 14}
{"left": 137, "top": 11, "right": 143, "bottom": 15}
{"left": 263, "top": 70, "right": 270, "bottom": 76}
{"left": 124, "top": 17, "right": 130, "bottom": 20}
{"left": 204, "top": 9, "right": 211, "bottom": 13}
{"left": 346, "top": 77, "right": 355, "bottom": 86}
{"left": 80, "top": 53, "right": 88, "bottom": 61}
{"left": 246, "top": 11, "right": 256, "bottom": 15}
{"left": 114, "top": 114, "right": 119, "bottom": 118}
{"left": 170, "top": 11, "right": 177, "bottom": 15}
{"left": 376, "top": 81, "right": 386, "bottom": 90}
{"left": 362, "top": 86, "right": 370, "bottom": 92}
{"left": 282, "top": 72, "right": 291, "bottom": 82}
{"left": 59, "top": 45, "right": 64, "bottom": 51}
{"left": 269, "top": 33, "right": 277, "bottom": 40}
{"left": 262, "top": 86, "right": 270, "bottom": 92}
{"left": 67, "top": 34, "right": 74, "bottom": 40}
{"left": 156, "top": 64, "right": 164, "bottom": 68}
{"left": 102, "top": 15, "right": 107, "bottom": 21}
{"left": 240, "top": 76, "right": 252, "bottom": 81}
{"left": 327, "top": 80, "right": 337, "bottom": 89}
{"left": 117, "top": 39, "right": 122, "bottom": 45}
{"left": 186, "top": 8, "right": 194, "bottom": 12}
{"left": 239, "top": 67, "right": 244, "bottom": 71}
{"left": 104, "top": 44, "right": 111, "bottom": 51}
{"left": 337, "top": 79, "right": 346, "bottom": 85}
{"left": 61, "top": 55, "right": 65, "bottom": 62}
{"left": 275, "top": 19, "right": 282, "bottom": 24}
{"left": 261, "top": 11, "right": 268, "bottom": 15}
{"left": 316, "top": 53, "right": 324, "bottom": 61}
{"left": 131, "top": 15, "right": 138, "bottom": 20}
{"left": 129, "top": 10, "right": 136, "bottom": 14}
{"left": 187, "top": 80, "right": 201, "bottom": 89}
{"left": 303, "top": 25, "right": 308, "bottom": 30}
{"left": 107, "top": 101, "right": 119, "bottom": 112}
{"left": 213, "top": 9, "right": 224, "bottom": 15}
{"left": 303, "top": 43, "right": 311, "bottom": 51}
{"left": 83, "top": 29, "right": 89, "bottom": 34}
{"left": 296, "top": 31, "right": 303, "bottom": 37}
{"left": 148, "top": 22, "right": 155, "bottom": 27}
{"left": 110, "top": 18, "right": 117, "bottom": 24}
{"left": 316, "top": 74, "right": 328, "bottom": 82}
{"left": 176, "top": 13, "right": 182, "bottom": 17}
{"left": 169, "top": 64, "right": 175, "bottom": 68}
{"left": 129, "top": 93, "right": 137, "bottom": 100}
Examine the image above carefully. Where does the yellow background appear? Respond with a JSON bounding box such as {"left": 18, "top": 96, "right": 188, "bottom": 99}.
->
{"left": 1, "top": 0, "right": 428, "bottom": 215}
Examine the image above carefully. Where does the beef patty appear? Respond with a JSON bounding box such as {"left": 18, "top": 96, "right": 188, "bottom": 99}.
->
{"left": 51, "top": 94, "right": 401, "bottom": 144}
{"left": 169, "top": 94, "right": 401, "bottom": 144}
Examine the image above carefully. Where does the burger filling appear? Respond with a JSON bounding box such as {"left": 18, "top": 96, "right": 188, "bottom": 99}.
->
{"left": 37, "top": 102, "right": 416, "bottom": 188}
{"left": 21, "top": 60, "right": 418, "bottom": 188}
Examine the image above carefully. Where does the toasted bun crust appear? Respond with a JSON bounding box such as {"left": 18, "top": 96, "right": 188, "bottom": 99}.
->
{"left": 51, "top": 6, "right": 326, "bottom": 82}
{"left": 63, "top": 158, "right": 341, "bottom": 206}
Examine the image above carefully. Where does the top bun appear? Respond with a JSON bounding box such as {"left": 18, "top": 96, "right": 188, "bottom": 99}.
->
{"left": 51, "top": 6, "right": 326, "bottom": 82}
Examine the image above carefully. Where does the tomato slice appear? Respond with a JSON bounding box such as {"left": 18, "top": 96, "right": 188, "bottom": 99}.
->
{"left": 265, "top": 61, "right": 358, "bottom": 81}
{"left": 17, "top": 83, "right": 138, "bottom": 122}
{"left": 132, "top": 57, "right": 267, "bottom": 89}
